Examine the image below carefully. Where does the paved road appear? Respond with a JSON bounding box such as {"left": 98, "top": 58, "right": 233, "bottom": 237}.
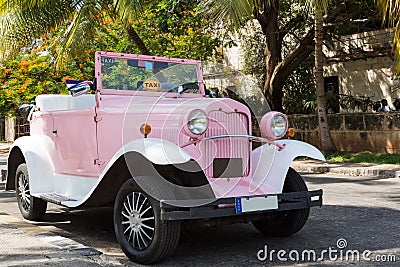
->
{"left": 1, "top": 159, "right": 399, "bottom": 266}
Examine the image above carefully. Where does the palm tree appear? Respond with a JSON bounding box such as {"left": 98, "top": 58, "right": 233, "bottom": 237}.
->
{"left": 312, "top": 0, "right": 336, "bottom": 152}
{"left": 376, "top": 0, "right": 400, "bottom": 71}
{"left": 0, "top": 0, "right": 149, "bottom": 65}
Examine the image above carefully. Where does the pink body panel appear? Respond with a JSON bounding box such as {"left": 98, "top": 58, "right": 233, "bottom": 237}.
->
{"left": 30, "top": 108, "right": 99, "bottom": 177}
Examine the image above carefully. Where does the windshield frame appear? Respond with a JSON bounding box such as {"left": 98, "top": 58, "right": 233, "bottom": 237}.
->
{"left": 95, "top": 51, "right": 205, "bottom": 97}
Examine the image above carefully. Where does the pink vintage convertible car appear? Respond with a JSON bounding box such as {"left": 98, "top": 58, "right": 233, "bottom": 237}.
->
{"left": 6, "top": 51, "right": 324, "bottom": 264}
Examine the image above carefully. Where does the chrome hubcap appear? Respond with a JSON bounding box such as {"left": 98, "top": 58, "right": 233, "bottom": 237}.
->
{"left": 17, "top": 173, "right": 30, "bottom": 211}
{"left": 121, "top": 192, "right": 155, "bottom": 250}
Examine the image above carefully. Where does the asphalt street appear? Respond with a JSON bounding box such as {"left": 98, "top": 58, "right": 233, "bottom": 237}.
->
{"left": 0, "top": 151, "right": 399, "bottom": 266}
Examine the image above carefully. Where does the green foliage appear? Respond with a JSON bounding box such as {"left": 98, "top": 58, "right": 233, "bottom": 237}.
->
{"left": 326, "top": 151, "right": 400, "bottom": 165}
{"left": 241, "top": 22, "right": 266, "bottom": 89}
{"left": 0, "top": 18, "right": 129, "bottom": 116}
{"left": 283, "top": 58, "right": 316, "bottom": 114}
{"left": 338, "top": 94, "right": 376, "bottom": 112}
{"left": 134, "top": 0, "right": 220, "bottom": 60}
{"left": 0, "top": 0, "right": 143, "bottom": 64}
{"left": 330, "top": 0, "right": 385, "bottom": 36}
{"left": 0, "top": 39, "right": 89, "bottom": 115}
{"left": 92, "top": 15, "right": 138, "bottom": 55}
{"left": 376, "top": 0, "right": 400, "bottom": 72}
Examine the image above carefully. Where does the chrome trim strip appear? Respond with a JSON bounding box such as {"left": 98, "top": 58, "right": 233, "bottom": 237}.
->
{"left": 203, "top": 134, "right": 286, "bottom": 150}
{"left": 204, "top": 134, "right": 259, "bottom": 141}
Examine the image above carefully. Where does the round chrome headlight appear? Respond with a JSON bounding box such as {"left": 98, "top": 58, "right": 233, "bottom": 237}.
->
{"left": 271, "top": 114, "right": 287, "bottom": 137}
{"left": 187, "top": 109, "right": 208, "bottom": 135}
{"left": 260, "top": 111, "right": 288, "bottom": 140}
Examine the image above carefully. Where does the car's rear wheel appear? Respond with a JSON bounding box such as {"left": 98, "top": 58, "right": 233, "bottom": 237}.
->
{"left": 15, "top": 163, "right": 47, "bottom": 220}
{"left": 114, "top": 178, "right": 180, "bottom": 264}
{"left": 252, "top": 167, "right": 310, "bottom": 237}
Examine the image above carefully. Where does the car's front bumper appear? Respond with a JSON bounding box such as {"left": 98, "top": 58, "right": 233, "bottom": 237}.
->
{"left": 160, "top": 189, "right": 323, "bottom": 220}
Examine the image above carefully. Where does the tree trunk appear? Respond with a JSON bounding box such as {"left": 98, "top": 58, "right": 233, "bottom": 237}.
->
{"left": 257, "top": 0, "right": 283, "bottom": 111}
{"left": 126, "top": 25, "right": 150, "bottom": 55}
{"left": 314, "top": 10, "right": 336, "bottom": 152}
{"left": 253, "top": 0, "right": 350, "bottom": 112}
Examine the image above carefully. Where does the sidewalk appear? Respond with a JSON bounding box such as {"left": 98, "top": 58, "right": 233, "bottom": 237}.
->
{"left": 291, "top": 160, "right": 400, "bottom": 178}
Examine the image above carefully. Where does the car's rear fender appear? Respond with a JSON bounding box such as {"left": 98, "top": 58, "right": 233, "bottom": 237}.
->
{"left": 6, "top": 135, "right": 56, "bottom": 193}
{"left": 251, "top": 139, "right": 325, "bottom": 194}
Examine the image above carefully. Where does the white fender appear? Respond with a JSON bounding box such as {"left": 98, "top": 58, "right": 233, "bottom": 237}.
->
{"left": 65, "top": 138, "right": 192, "bottom": 207}
{"left": 251, "top": 139, "right": 325, "bottom": 194}
{"left": 100, "top": 138, "right": 192, "bottom": 179}
{"left": 8, "top": 135, "right": 57, "bottom": 194}
{"left": 8, "top": 136, "right": 98, "bottom": 201}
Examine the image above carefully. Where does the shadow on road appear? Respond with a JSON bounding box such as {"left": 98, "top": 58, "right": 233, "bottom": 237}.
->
{"left": 17, "top": 203, "right": 400, "bottom": 266}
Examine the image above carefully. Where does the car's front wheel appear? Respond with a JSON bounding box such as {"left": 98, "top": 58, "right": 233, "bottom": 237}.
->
{"left": 113, "top": 178, "right": 180, "bottom": 264}
{"left": 15, "top": 163, "right": 47, "bottom": 220}
{"left": 252, "top": 167, "right": 310, "bottom": 237}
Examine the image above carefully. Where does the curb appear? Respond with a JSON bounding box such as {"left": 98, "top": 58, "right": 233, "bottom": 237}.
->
{"left": 291, "top": 161, "right": 400, "bottom": 178}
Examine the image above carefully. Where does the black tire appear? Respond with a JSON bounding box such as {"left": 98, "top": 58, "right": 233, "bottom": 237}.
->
{"left": 114, "top": 178, "right": 180, "bottom": 264}
{"left": 252, "top": 167, "right": 310, "bottom": 237}
{"left": 15, "top": 163, "right": 47, "bottom": 220}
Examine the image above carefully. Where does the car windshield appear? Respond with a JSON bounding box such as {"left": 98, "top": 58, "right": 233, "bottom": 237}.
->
{"left": 100, "top": 57, "right": 200, "bottom": 93}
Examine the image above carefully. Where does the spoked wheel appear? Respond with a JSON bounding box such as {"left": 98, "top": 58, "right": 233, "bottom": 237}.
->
{"left": 121, "top": 192, "right": 155, "bottom": 251}
{"left": 15, "top": 163, "right": 47, "bottom": 220}
{"left": 252, "top": 167, "right": 310, "bottom": 237}
{"left": 114, "top": 178, "right": 180, "bottom": 264}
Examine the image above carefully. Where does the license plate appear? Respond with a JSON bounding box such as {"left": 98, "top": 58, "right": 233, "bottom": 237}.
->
{"left": 235, "top": 195, "right": 278, "bottom": 214}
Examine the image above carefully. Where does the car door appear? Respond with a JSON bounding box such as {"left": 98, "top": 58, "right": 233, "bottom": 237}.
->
{"left": 51, "top": 107, "right": 100, "bottom": 177}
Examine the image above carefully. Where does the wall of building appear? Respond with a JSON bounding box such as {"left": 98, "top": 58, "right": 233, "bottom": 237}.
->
{"left": 323, "top": 29, "right": 398, "bottom": 111}
{"left": 288, "top": 112, "right": 400, "bottom": 153}
{"left": 324, "top": 56, "right": 398, "bottom": 110}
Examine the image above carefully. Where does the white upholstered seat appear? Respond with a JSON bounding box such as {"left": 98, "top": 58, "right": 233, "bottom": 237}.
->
{"left": 35, "top": 94, "right": 95, "bottom": 112}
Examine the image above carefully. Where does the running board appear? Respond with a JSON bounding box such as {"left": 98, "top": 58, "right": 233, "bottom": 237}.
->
{"left": 39, "top": 193, "right": 77, "bottom": 205}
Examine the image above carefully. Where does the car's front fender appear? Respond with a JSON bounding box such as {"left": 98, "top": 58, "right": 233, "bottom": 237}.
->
{"left": 251, "top": 139, "right": 325, "bottom": 194}
{"left": 101, "top": 138, "right": 192, "bottom": 175}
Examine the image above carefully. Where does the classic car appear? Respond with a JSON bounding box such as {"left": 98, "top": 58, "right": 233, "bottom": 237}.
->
{"left": 6, "top": 51, "right": 325, "bottom": 264}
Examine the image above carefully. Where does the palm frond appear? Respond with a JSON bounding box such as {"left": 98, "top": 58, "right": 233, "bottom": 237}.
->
{"left": 54, "top": 0, "right": 106, "bottom": 66}
{"left": 376, "top": 0, "right": 400, "bottom": 71}
{"left": 199, "top": 0, "right": 253, "bottom": 33}
{"left": 112, "top": 0, "right": 144, "bottom": 23}
{"left": 0, "top": 0, "right": 74, "bottom": 60}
